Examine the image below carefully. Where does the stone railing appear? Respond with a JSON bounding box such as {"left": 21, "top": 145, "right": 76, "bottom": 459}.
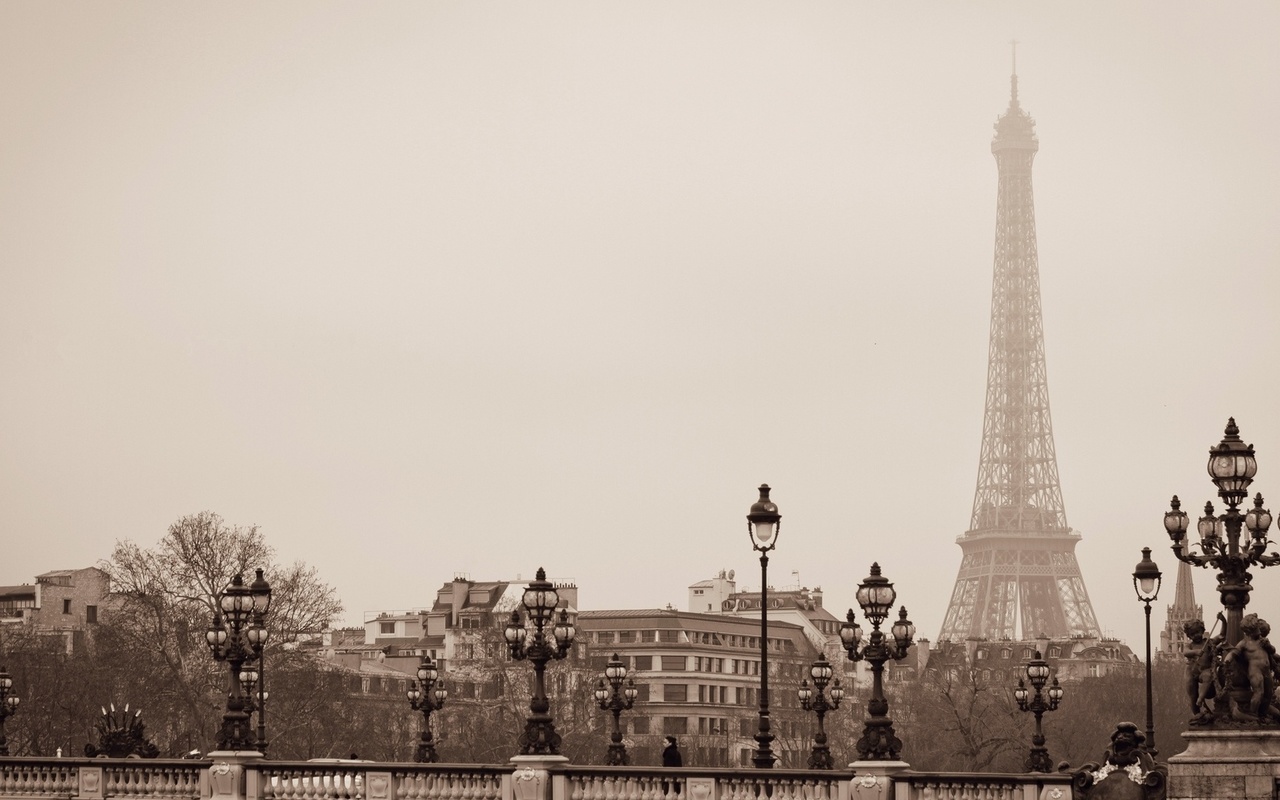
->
{"left": 0, "top": 757, "right": 1071, "bottom": 800}
{"left": 0, "top": 758, "right": 208, "bottom": 800}
{"left": 257, "top": 762, "right": 508, "bottom": 800}
{"left": 891, "top": 771, "right": 1072, "bottom": 800}
{"left": 558, "top": 765, "right": 847, "bottom": 800}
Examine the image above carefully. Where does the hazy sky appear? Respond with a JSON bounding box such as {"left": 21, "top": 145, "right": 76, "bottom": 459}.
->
{"left": 2, "top": 3, "right": 1277, "bottom": 652}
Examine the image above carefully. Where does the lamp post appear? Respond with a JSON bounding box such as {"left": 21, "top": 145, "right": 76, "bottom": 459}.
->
{"left": 1014, "top": 650, "right": 1063, "bottom": 773}
{"left": 1164, "top": 419, "right": 1275, "bottom": 667}
{"left": 839, "top": 563, "right": 915, "bottom": 761}
{"left": 797, "top": 654, "right": 844, "bottom": 769}
{"left": 206, "top": 569, "right": 272, "bottom": 752}
{"left": 592, "top": 653, "right": 639, "bottom": 765}
{"left": 407, "top": 655, "right": 447, "bottom": 763}
{"left": 504, "top": 567, "right": 577, "bottom": 755}
{"left": 0, "top": 667, "right": 18, "bottom": 756}
{"left": 1132, "top": 547, "right": 1163, "bottom": 754}
{"left": 248, "top": 569, "right": 271, "bottom": 754}
{"left": 746, "top": 484, "right": 781, "bottom": 768}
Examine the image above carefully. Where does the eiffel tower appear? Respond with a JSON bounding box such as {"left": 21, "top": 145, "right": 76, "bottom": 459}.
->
{"left": 938, "top": 56, "right": 1102, "bottom": 642}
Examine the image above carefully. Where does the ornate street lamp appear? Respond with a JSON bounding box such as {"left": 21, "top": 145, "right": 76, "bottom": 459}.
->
{"left": 1132, "top": 547, "right": 1162, "bottom": 754}
{"left": 407, "top": 655, "right": 448, "bottom": 762}
{"left": 797, "top": 654, "right": 844, "bottom": 769}
{"left": 1014, "top": 650, "right": 1063, "bottom": 772}
{"left": 504, "top": 567, "right": 577, "bottom": 755}
{"left": 1164, "top": 419, "right": 1277, "bottom": 722}
{"left": 0, "top": 667, "right": 19, "bottom": 756}
{"left": 592, "top": 653, "right": 639, "bottom": 765}
{"left": 746, "top": 484, "right": 781, "bottom": 768}
{"left": 840, "top": 563, "right": 914, "bottom": 761}
{"left": 206, "top": 569, "right": 272, "bottom": 752}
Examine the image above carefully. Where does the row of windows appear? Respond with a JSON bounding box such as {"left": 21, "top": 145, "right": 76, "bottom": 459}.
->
{"left": 589, "top": 629, "right": 794, "bottom": 652}
{"left": 662, "top": 683, "right": 759, "bottom": 707}
{"left": 658, "top": 716, "right": 801, "bottom": 740}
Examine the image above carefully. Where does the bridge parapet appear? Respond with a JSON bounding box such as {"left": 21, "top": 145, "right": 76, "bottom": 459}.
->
{"left": 892, "top": 771, "right": 1071, "bottom": 800}
{"left": 1, "top": 758, "right": 208, "bottom": 800}
{"left": 0, "top": 758, "right": 1072, "bottom": 800}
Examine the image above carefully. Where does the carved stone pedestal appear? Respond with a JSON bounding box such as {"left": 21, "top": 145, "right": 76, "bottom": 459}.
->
{"left": 506, "top": 754, "right": 569, "bottom": 800}
{"left": 849, "top": 760, "right": 910, "bottom": 800}
{"left": 1168, "top": 729, "right": 1280, "bottom": 800}
{"left": 201, "top": 751, "right": 265, "bottom": 800}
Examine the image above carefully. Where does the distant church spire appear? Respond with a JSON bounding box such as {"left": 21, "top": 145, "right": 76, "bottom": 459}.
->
{"left": 1159, "top": 561, "right": 1202, "bottom": 659}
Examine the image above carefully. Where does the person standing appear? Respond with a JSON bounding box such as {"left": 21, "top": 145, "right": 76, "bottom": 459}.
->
{"left": 662, "top": 736, "right": 682, "bottom": 766}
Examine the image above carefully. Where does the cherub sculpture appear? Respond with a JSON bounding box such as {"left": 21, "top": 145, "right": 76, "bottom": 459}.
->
{"left": 1183, "top": 618, "right": 1217, "bottom": 723}
{"left": 1224, "top": 613, "right": 1280, "bottom": 723}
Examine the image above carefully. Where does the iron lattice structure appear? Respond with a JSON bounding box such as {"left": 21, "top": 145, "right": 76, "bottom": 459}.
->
{"left": 938, "top": 68, "right": 1102, "bottom": 642}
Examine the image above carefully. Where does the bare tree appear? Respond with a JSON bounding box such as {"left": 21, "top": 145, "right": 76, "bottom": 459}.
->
{"left": 98, "top": 511, "right": 344, "bottom": 753}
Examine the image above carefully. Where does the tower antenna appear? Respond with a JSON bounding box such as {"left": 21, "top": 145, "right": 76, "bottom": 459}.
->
{"left": 1010, "top": 39, "right": 1020, "bottom": 102}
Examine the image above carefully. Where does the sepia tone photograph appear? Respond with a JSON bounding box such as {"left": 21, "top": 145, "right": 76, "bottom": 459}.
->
{"left": 0, "top": 0, "right": 1278, "bottom": 783}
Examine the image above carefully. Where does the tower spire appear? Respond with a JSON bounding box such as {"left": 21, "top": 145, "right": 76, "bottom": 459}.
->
{"left": 938, "top": 66, "right": 1102, "bottom": 643}
{"left": 1159, "top": 561, "right": 1202, "bottom": 658}
{"left": 1010, "top": 40, "right": 1019, "bottom": 104}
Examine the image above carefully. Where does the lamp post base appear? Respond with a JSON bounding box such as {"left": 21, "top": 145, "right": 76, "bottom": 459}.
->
{"left": 751, "top": 729, "right": 776, "bottom": 768}
{"left": 519, "top": 717, "right": 562, "bottom": 756}
{"left": 605, "top": 743, "right": 629, "bottom": 766}
{"left": 415, "top": 738, "right": 439, "bottom": 763}
{"left": 856, "top": 718, "right": 903, "bottom": 762}
{"left": 808, "top": 744, "right": 833, "bottom": 770}
{"left": 1026, "top": 746, "right": 1053, "bottom": 773}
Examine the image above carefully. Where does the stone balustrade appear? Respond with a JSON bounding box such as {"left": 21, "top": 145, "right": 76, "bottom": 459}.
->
{"left": 0, "top": 757, "right": 1071, "bottom": 800}
{"left": 892, "top": 772, "right": 1071, "bottom": 800}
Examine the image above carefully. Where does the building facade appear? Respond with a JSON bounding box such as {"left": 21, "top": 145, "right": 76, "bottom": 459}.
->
{"left": 0, "top": 567, "right": 111, "bottom": 653}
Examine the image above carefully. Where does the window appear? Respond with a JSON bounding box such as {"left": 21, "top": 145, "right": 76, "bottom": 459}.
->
{"left": 632, "top": 683, "right": 650, "bottom": 702}
{"left": 62, "top": 599, "right": 71, "bottom": 614}
{"left": 641, "top": 630, "right": 656, "bottom": 642}
{"left": 662, "top": 717, "right": 688, "bottom": 735}
{"left": 618, "top": 630, "right": 636, "bottom": 643}
{"left": 661, "top": 655, "right": 687, "bottom": 671}
{"left": 663, "top": 684, "right": 687, "bottom": 702}
{"left": 380, "top": 621, "right": 395, "bottom": 634}
{"left": 85, "top": 605, "right": 97, "bottom": 624}
{"left": 634, "top": 655, "right": 653, "bottom": 671}
{"left": 631, "top": 716, "right": 650, "bottom": 734}
{"left": 659, "top": 630, "right": 679, "bottom": 643}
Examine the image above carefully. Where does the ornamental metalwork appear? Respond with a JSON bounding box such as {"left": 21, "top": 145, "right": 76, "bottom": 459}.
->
{"left": 1166, "top": 419, "right": 1279, "bottom": 726}
{"left": 504, "top": 567, "right": 577, "bottom": 755}
{"left": 840, "top": 563, "right": 914, "bottom": 761}
{"left": 939, "top": 58, "right": 1101, "bottom": 642}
